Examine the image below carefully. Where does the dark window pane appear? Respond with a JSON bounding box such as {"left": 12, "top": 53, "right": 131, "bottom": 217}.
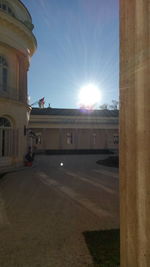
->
{"left": 114, "top": 135, "right": 119, "bottom": 144}
{"left": 0, "top": 118, "right": 11, "bottom": 127}
{"left": 2, "top": 4, "right": 6, "bottom": 10}
{"left": 0, "top": 118, "right": 4, "bottom": 127}
{"left": 0, "top": 56, "right": 7, "bottom": 66}
{"left": 3, "top": 68, "right": 7, "bottom": 90}
{"left": 4, "top": 119, "right": 11, "bottom": 127}
{"left": 2, "top": 130, "right": 5, "bottom": 156}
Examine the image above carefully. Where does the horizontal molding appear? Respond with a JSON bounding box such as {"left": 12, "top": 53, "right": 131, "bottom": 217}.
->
{"left": 0, "top": 11, "right": 37, "bottom": 55}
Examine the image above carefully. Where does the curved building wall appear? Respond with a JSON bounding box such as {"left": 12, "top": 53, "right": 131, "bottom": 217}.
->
{"left": 10, "top": 0, "right": 32, "bottom": 23}
{"left": 0, "top": 0, "right": 36, "bottom": 169}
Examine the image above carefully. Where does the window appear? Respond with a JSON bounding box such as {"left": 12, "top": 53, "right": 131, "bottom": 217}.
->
{"left": 92, "top": 133, "right": 96, "bottom": 145}
{"left": 0, "top": 1, "right": 15, "bottom": 17}
{"left": 66, "top": 132, "right": 73, "bottom": 145}
{"left": 0, "top": 117, "right": 11, "bottom": 127}
{"left": 114, "top": 135, "right": 119, "bottom": 144}
{"left": 0, "top": 56, "right": 8, "bottom": 91}
{"left": 0, "top": 117, "right": 11, "bottom": 157}
{"left": 36, "top": 135, "right": 41, "bottom": 145}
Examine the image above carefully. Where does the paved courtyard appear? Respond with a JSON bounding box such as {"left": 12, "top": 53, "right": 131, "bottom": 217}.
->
{"left": 0, "top": 155, "right": 119, "bottom": 267}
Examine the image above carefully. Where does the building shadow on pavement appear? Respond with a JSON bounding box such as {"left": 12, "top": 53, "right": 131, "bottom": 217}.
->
{"left": 83, "top": 229, "right": 120, "bottom": 266}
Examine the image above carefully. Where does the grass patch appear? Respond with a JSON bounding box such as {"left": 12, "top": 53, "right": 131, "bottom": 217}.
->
{"left": 83, "top": 229, "right": 120, "bottom": 267}
{"left": 96, "top": 156, "right": 119, "bottom": 168}
{"left": 45, "top": 149, "right": 114, "bottom": 155}
{"left": 0, "top": 172, "right": 7, "bottom": 180}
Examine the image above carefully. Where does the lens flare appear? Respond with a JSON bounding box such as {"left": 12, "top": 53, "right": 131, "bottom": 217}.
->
{"left": 78, "top": 83, "right": 101, "bottom": 109}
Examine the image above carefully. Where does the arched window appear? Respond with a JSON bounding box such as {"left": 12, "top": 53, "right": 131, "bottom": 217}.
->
{"left": 0, "top": 1, "right": 15, "bottom": 17}
{"left": 0, "top": 56, "right": 8, "bottom": 91}
{"left": 0, "top": 117, "right": 11, "bottom": 128}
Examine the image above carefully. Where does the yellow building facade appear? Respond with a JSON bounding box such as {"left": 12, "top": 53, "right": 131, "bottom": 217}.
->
{"left": 0, "top": 0, "right": 36, "bottom": 168}
{"left": 29, "top": 108, "right": 119, "bottom": 153}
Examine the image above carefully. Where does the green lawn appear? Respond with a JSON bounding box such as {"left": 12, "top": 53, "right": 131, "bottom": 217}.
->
{"left": 96, "top": 156, "right": 119, "bottom": 168}
{"left": 83, "top": 229, "right": 120, "bottom": 266}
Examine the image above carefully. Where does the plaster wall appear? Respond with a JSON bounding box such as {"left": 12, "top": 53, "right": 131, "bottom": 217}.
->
{"left": 42, "top": 129, "right": 60, "bottom": 150}
{"left": 30, "top": 127, "right": 119, "bottom": 151}
{"left": 29, "top": 115, "right": 119, "bottom": 130}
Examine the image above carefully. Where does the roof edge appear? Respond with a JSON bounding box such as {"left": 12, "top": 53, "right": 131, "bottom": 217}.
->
{"left": 17, "top": 0, "right": 32, "bottom": 21}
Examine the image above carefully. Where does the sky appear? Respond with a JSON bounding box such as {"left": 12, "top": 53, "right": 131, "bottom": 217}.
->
{"left": 22, "top": 0, "right": 119, "bottom": 109}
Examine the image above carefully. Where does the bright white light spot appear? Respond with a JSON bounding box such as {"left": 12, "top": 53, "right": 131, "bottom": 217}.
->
{"left": 27, "top": 48, "right": 31, "bottom": 55}
{"left": 60, "top": 162, "right": 64, "bottom": 166}
{"left": 78, "top": 83, "right": 101, "bottom": 109}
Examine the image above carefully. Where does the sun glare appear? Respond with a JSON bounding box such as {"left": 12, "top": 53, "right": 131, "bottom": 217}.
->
{"left": 78, "top": 83, "right": 101, "bottom": 109}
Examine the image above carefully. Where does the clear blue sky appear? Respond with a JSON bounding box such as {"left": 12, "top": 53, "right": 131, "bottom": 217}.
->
{"left": 23, "top": 0, "right": 119, "bottom": 109}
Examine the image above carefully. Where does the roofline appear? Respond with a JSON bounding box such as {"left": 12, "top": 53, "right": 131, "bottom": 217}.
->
{"left": 30, "top": 107, "right": 119, "bottom": 117}
{"left": 31, "top": 107, "right": 119, "bottom": 112}
{"left": 31, "top": 107, "right": 119, "bottom": 111}
{"left": 18, "top": 0, "right": 32, "bottom": 21}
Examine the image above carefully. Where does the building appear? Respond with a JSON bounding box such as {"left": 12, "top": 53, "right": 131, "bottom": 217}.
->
{"left": 0, "top": 0, "right": 36, "bottom": 169}
{"left": 0, "top": 0, "right": 118, "bottom": 168}
{"left": 29, "top": 108, "right": 119, "bottom": 153}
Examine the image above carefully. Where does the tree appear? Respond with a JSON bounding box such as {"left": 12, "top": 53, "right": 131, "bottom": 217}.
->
{"left": 99, "top": 104, "right": 108, "bottom": 110}
{"left": 109, "top": 100, "right": 119, "bottom": 110}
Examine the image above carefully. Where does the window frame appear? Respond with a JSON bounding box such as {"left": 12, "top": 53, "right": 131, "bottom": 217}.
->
{"left": 92, "top": 133, "right": 96, "bottom": 145}
{"left": 0, "top": 55, "right": 8, "bottom": 91}
{"left": 66, "top": 132, "right": 73, "bottom": 145}
{"left": 114, "top": 135, "right": 119, "bottom": 145}
{"left": 0, "top": 117, "right": 12, "bottom": 157}
{"left": 0, "top": 117, "right": 11, "bottom": 128}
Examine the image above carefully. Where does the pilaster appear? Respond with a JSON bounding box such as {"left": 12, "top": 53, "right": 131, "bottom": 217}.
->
{"left": 18, "top": 54, "right": 28, "bottom": 104}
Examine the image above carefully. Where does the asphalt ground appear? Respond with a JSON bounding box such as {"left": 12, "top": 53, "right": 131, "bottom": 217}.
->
{"left": 0, "top": 154, "right": 119, "bottom": 267}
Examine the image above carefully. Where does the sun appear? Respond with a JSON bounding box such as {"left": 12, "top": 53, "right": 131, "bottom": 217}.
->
{"left": 78, "top": 83, "right": 101, "bottom": 109}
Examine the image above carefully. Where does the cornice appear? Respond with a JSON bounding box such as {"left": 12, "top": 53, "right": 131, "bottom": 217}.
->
{"left": 30, "top": 114, "right": 119, "bottom": 122}
{"left": 16, "top": 0, "right": 32, "bottom": 21}
{"left": 29, "top": 116, "right": 119, "bottom": 128}
{"left": 28, "top": 121, "right": 119, "bottom": 130}
{"left": 0, "top": 11, "right": 37, "bottom": 56}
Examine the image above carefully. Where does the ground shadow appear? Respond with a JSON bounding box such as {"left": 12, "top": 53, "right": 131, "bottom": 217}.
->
{"left": 83, "top": 229, "right": 120, "bottom": 266}
{"left": 96, "top": 156, "right": 119, "bottom": 168}
{"left": 45, "top": 149, "right": 114, "bottom": 155}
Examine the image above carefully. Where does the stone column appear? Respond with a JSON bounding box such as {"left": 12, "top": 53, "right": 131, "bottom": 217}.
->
{"left": 120, "top": 0, "right": 150, "bottom": 266}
